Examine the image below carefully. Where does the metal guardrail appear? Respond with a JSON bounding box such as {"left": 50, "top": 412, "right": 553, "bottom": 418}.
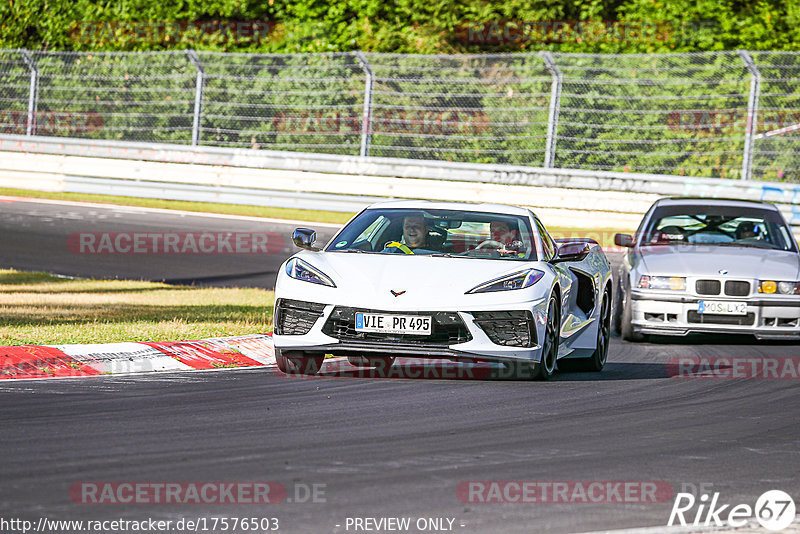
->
{"left": 1, "top": 134, "right": 798, "bottom": 230}
{"left": 1, "top": 50, "right": 799, "bottom": 182}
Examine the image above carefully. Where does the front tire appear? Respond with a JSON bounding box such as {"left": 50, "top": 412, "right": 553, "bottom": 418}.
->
{"left": 613, "top": 279, "right": 624, "bottom": 336}
{"left": 620, "top": 286, "right": 647, "bottom": 342}
{"left": 531, "top": 297, "right": 559, "bottom": 381}
{"left": 275, "top": 349, "right": 324, "bottom": 375}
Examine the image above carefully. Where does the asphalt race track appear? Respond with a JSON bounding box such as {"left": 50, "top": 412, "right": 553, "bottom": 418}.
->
{"left": 1, "top": 197, "right": 799, "bottom": 533}
{"left": 0, "top": 197, "right": 339, "bottom": 288}
{"left": 1, "top": 346, "right": 799, "bottom": 533}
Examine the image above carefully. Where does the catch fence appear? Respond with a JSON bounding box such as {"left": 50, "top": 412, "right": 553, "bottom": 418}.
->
{"left": 0, "top": 50, "right": 798, "bottom": 181}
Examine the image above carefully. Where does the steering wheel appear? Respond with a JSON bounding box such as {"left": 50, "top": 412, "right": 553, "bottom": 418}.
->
{"left": 475, "top": 240, "right": 503, "bottom": 250}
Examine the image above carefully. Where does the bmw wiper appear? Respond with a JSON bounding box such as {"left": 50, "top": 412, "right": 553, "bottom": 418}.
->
{"left": 715, "top": 242, "right": 774, "bottom": 249}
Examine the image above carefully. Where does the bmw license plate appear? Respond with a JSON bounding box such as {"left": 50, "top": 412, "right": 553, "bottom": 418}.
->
{"left": 697, "top": 301, "right": 747, "bottom": 315}
{"left": 355, "top": 312, "right": 432, "bottom": 335}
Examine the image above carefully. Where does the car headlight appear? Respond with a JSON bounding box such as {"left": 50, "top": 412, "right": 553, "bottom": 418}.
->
{"left": 638, "top": 275, "right": 685, "bottom": 291}
{"left": 759, "top": 280, "right": 800, "bottom": 295}
{"left": 285, "top": 258, "right": 336, "bottom": 287}
{"left": 466, "top": 269, "right": 544, "bottom": 294}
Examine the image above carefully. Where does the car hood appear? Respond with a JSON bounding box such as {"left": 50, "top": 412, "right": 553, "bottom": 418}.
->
{"left": 292, "top": 251, "right": 547, "bottom": 309}
{"left": 639, "top": 245, "right": 800, "bottom": 280}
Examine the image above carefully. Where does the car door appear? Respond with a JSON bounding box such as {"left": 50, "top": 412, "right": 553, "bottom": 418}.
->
{"left": 534, "top": 219, "right": 574, "bottom": 339}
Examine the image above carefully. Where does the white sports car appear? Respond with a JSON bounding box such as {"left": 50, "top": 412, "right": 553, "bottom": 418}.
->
{"left": 273, "top": 201, "right": 613, "bottom": 380}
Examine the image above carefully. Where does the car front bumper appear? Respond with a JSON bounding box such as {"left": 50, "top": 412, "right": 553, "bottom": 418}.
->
{"left": 272, "top": 298, "right": 552, "bottom": 364}
{"left": 630, "top": 290, "right": 800, "bottom": 340}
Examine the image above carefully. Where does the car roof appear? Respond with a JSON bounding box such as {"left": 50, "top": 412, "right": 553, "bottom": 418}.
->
{"left": 654, "top": 197, "right": 779, "bottom": 211}
{"left": 364, "top": 199, "right": 533, "bottom": 217}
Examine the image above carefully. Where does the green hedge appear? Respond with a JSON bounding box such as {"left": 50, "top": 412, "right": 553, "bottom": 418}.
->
{"left": 1, "top": 0, "right": 799, "bottom": 53}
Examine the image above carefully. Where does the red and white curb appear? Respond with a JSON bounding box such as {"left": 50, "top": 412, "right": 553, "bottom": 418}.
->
{"left": 0, "top": 334, "right": 275, "bottom": 380}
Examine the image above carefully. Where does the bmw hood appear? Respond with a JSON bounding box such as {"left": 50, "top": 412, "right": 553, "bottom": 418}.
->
{"left": 285, "top": 251, "right": 547, "bottom": 309}
{"left": 639, "top": 246, "right": 800, "bottom": 280}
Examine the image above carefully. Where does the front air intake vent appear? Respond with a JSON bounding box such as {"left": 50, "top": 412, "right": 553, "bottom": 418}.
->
{"left": 471, "top": 310, "right": 536, "bottom": 347}
{"left": 696, "top": 280, "right": 721, "bottom": 295}
{"left": 274, "top": 299, "right": 326, "bottom": 335}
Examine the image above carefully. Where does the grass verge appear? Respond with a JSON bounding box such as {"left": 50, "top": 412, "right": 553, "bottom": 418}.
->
{"left": 0, "top": 269, "right": 273, "bottom": 346}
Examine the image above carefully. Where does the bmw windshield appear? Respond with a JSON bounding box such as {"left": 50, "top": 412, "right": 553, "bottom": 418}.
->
{"left": 642, "top": 205, "right": 797, "bottom": 252}
{"left": 326, "top": 208, "right": 537, "bottom": 260}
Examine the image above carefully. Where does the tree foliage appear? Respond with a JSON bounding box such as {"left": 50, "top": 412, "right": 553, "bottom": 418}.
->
{"left": 1, "top": 0, "right": 798, "bottom": 53}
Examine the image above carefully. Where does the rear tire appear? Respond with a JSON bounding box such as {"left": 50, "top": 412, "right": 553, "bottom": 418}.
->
{"left": 275, "top": 349, "right": 324, "bottom": 375}
{"left": 562, "top": 290, "right": 611, "bottom": 372}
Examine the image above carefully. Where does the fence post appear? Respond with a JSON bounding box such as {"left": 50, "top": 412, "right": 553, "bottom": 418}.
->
{"left": 738, "top": 50, "right": 760, "bottom": 181}
{"left": 541, "top": 51, "right": 562, "bottom": 169}
{"left": 19, "top": 49, "right": 39, "bottom": 136}
{"left": 186, "top": 50, "right": 205, "bottom": 146}
{"left": 355, "top": 52, "right": 374, "bottom": 158}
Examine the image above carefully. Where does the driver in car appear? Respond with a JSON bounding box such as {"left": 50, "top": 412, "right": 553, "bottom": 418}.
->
{"left": 384, "top": 214, "right": 435, "bottom": 254}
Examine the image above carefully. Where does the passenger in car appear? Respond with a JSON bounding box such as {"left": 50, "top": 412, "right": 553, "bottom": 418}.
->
{"left": 475, "top": 220, "right": 524, "bottom": 256}
{"left": 735, "top": 221, "right": 759, "bottom": 240}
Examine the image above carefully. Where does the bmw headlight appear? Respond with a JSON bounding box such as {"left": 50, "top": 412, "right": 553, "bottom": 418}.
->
{"left": 638, "top": 275, "right": 685, "bottom": 291}
{"left": 285, "top": 258, "right": 336, "bottom": 287}
{"left": 466, "top": 269, "right": 544, "bottom": 294}
{"left": 759, "top": 280, "right": 800, "bottom": 295}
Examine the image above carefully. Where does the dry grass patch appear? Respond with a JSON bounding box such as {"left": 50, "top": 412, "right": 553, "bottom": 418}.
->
{"left": 0, "top": 270, "right": 273, "bottom": 345}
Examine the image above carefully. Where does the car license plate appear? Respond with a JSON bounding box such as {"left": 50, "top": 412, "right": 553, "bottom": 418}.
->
{"left": 697, "top": 301, "right": 747, "bottom": 315}
{"left": 355, "top": 312, "right": 432, "bottom": 335}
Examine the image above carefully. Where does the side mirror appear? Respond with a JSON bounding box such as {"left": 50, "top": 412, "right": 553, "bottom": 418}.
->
{"left": 292, "top": 228, "right": 320, "bottom": 251}
{"left": 614, "top": 233, "right": 634, "bottom": 248}
{"left": 553, "top": 241, "right": 591, "bottom": 263}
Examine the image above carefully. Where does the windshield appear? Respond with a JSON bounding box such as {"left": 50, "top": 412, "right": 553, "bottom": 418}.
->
{"left": 326, "top": 208, "right": 537, "bottom": 260}
{"left": 642, "top": 205, "right": 797, "bottom": 252}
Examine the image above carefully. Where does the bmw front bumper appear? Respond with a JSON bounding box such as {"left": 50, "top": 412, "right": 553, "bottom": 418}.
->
{"left": 630, "top": 290, "right": 800, "bottom": 340}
